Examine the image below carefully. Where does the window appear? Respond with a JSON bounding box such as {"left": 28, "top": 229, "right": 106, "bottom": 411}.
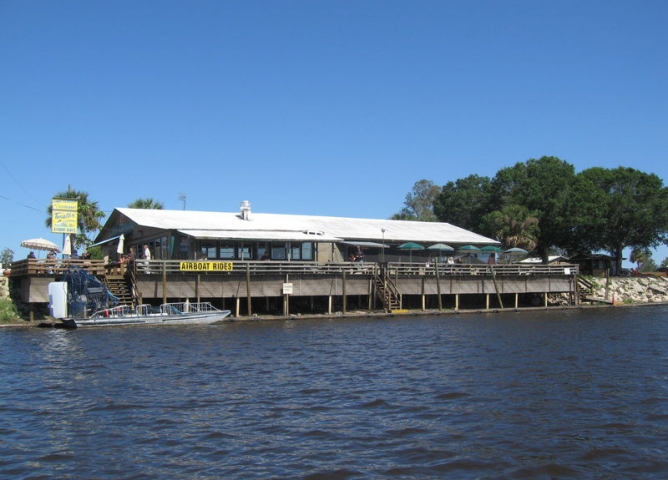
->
{"left": 219, "top": 243, "right": 235, "bottom": 259}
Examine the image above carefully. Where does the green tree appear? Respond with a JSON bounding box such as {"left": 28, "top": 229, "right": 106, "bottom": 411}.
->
{"left": 128, "top": 198, "right": 164, "bottom": 209}
{"left": 480, "top": 204, "right": 539, "bottom": 251}
{"left": 433, "top": 174, "right": 492, "bottom": 232}
{"left": 490, "top": 156, "right": 578, "bottom": 262}
{"left": 45, "top": 187, "right": 106, "bottom": 250}
{"left": 392, "top": 180, "right": 440, "bottom": 221}
{"left": 1, "top": 248, "right": 14, "bottom": 267}
{"left": 630, "top": 247, "right": 649, "bottom": 270}
{"left": 578, "top": 167, "right": 668, "bottom": 272}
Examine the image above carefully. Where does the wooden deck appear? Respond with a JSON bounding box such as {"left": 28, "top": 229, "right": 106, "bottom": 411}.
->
{"left": 8, "top": 259, "right": 580, "bottom": 315}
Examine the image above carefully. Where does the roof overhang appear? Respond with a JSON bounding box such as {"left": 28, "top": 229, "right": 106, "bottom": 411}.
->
{"left": 178, "top": 230, "right": 343, "bottom": 243}
{"left": 342, "top": 241, "right": 389, "bottom": 248}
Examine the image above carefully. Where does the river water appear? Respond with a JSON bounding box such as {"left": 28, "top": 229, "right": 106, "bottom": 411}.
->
{"left": 1, "top": 306, "right": 667, "bottom": 479}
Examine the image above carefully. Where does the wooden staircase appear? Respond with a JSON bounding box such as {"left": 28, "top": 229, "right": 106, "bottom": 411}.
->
{"left": 104, "top": 274, "right": 135, "bottom": 307}
{"left": 577, "top": 275, "right": 613, "bottom": 304}
{"left": 373, "top": 269, "right": 401, "bottom": 312}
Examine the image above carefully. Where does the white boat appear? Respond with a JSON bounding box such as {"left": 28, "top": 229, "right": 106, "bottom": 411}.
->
{"left": 61, "top": 301, "right": 231, "bottom": 328}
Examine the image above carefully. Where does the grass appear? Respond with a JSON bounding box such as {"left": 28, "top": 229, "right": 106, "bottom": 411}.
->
{"left": 0, "top": 297, "right": 21, "bottom": 324}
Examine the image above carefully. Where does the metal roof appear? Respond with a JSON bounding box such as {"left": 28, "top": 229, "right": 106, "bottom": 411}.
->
{"left": 104, "top": 207, "right": 499, "bottom": 246}
{"left": 178, "top": 229, "right": 343, "bottom": 242}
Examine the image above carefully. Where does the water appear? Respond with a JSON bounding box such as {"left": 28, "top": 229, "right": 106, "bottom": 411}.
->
{"left": 2, "top": 306, "right": 667, "bottom": 479}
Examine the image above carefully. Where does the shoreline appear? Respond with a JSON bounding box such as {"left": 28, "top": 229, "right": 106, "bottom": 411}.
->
{"left": 4, "top": 300, "right": 667, "bottom": 329}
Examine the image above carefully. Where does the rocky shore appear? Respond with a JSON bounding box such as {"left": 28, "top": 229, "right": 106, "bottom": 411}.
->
{"left": 584, "top": 275, "right": 668, "bottom": 304}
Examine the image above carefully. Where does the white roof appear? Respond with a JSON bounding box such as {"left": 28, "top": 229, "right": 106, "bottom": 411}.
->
{"left": 111, "top": 207, "right": 499, "bottom": 245}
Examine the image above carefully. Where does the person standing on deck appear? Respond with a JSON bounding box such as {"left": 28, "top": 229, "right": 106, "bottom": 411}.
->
{"left": 142, "top": 244, "right": 151, "bottom": 273}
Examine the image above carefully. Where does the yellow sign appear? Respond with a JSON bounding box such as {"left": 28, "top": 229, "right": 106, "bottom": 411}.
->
{"left": 52, "top": 199, "right": 78, "bottom": 211}
{"left": 179, "top": 261, "right": 234, "bottom": 272}
{"left": 51, "top": 199, "right": 78, "bottom": 234}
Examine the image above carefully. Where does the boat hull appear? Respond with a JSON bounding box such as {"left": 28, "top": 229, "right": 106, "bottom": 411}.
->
{"left": 61, "top": 304, "right": 231, "bottom": 328}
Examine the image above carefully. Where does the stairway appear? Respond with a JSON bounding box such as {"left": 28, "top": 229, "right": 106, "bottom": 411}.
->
{"left": 104, "top": 275, "right": 135, "bottom": 307}
{"left": 373, "top": 270, "right": 401, "bottom": 312}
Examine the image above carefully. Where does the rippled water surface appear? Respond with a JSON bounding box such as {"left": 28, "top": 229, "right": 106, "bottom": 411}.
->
{"left": 2, "top": 306, "right": 668, "bottom": 478}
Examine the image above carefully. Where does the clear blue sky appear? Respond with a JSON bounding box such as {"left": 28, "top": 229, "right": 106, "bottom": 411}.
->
{"left": 1, "top": 0, "right": 666, "bottom": 266}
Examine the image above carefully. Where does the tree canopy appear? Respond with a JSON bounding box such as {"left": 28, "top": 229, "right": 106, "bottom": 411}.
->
{"left": 427, "top": 158, "right": 668, "bottom": 265}
{"left": 128, "top": 198, "right": 164, "bottom": 209}
{"left": 392, "top": 180, "right": 441, "bottom": 221}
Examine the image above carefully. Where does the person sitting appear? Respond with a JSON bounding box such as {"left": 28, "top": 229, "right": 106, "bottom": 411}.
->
{"left": 27, "top": 251, "right": 36, "bottom": 259}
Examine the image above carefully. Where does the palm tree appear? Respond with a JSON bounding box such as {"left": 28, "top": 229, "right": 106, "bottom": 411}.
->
{"left": 630, "top": 248, "right": 650, "bottom": 270}
{"left": 482, "top": 204, "right": 539, "bottom": 252}
{"left": 128, "top": 198, "right": 164, "bottom": 209}
{"left": 45, "top": 186, "right": 106, "bottom": 250}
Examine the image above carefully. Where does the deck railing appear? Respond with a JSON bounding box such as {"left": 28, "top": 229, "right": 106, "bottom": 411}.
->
{"left": 8, "top": 258, "right": 578, "bottom": 278}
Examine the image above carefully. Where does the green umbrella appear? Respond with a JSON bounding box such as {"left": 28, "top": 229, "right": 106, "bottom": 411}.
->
{"left": 398, "top": 242, "right": 424, "bottom": 262}
{"left": 427, "top": 243, "right": 455, "bottom": 262}
{"left": 480, "top": 246, "right": 503, "bottom": 253}
{"left": 457, "top": 245, "right": 482, "bottom": 253}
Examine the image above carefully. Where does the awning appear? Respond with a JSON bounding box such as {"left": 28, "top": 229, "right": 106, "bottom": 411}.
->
{"left": 178, "top": 229, "right": 343, "bottom": 243}
{"left": 90, "top": 235, "right": 123, "bottom": 247}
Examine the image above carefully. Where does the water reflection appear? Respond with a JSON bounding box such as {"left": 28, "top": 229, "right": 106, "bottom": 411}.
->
{"left": 1, "top": 306, "right": 668, "bottom": 478}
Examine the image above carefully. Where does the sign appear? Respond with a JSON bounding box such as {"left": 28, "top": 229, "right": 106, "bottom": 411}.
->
{"left": 283, "top": 283, "right": 293, "bottom": 294}
{"left": 51, "top": 199, "right": 78, "bottom": 234}
{"left": 179, "top": 261, "right": 234, "bottom": 272}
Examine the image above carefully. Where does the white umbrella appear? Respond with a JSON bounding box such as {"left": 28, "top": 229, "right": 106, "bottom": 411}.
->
{"left": 63, "top": 235, "right": 72, "bottom": 256}
{"left": 117, "top": 234, "right": 125, "bottom": 255}
{"left": 20, "top": 237, "right": 60, "bottom": 252}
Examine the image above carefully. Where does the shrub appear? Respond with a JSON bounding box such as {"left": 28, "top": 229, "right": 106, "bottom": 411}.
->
{"left": 0, "top": 297, "right": 21, "bottom": 323}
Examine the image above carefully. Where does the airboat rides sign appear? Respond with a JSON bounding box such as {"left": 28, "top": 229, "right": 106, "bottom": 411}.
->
{"left": 179, "top": 261, "right": 234, "bottom": 272}
{"left": 51, "top": 199, "right": 78, "bottom": 234}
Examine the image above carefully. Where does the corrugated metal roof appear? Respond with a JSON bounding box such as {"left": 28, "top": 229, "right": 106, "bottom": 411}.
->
{"left": 178, "top": 229, "right": 343, "bottom": 242}
{"left": 112, "top": 207, "right": 499, "bottom": 246}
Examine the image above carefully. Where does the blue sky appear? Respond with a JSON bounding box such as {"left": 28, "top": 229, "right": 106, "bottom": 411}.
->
{"left": 1, "top": 0, "right": 666, "bottom": 266}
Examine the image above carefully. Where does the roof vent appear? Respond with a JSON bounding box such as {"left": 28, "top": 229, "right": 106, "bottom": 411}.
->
{"left": 240, "top": 200, "right": 251, "bottom": 220}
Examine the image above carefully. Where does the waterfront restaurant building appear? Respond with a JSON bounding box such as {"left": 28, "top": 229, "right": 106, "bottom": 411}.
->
{"left": 94, "top": 201, "right": 500, "bottom": 264}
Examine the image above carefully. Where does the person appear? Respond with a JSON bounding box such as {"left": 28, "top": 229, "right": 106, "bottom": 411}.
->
{"left": 354, "top": 246, "right": 364, "bottom": 263}
{"left": 46, "top": 249, "right": 57, "bottom": 273}
{"left": 447, "top": 256, "right": 455, "bottom": 265}
{"left": 71, "top": 249, "right": 79, "bottom": 259}
{"left": 27, "top": 251, "right": 36, "bottom": 259}
{"left": 260, "top": 252, "right": 270, "bottom": 261}
{"left": 142, "top": 244, "right": 151, "bottom": 273}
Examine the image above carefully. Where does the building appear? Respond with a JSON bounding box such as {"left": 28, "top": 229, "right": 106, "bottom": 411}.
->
{"left": 93, "top": 201, "right": 501, "bottom": 263}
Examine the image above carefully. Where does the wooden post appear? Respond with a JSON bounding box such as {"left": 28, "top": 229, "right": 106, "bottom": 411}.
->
{"left": 246, "top": 263, "right": 252, "bottom": 317}
{"left": 196, "top": 274, "right": 201, "bottom": 303}
{"left": 421, "top": 277, "right": 426, "bottom": 311}
{"left": 162, "top": 261, "right": 167, "bottom": 304}
{"left": 455, "top": 293, "right": 459, "bottom": 310}
{"left": 435, "top": 261, "right": 442, "bottom": 311}
{"left": 489, "top": 265, "right": 504, "bottom": 309}
{"left": 342, "top": 270, "right": 347, "bottom": 314}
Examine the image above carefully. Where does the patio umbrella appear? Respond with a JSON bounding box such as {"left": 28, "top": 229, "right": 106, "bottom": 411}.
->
{"left": 398, "top": 242, "right": 424, "bottom": 262}
{"left": 20, "top": 238, "right": 59, "bottom": 253}
{"left": 62, "top": 235, "right": 72, "bottom": 256}
{"left": 427, "top": 243, "right": 454, "bottom": 262}
{"left": 481, "top": 245, "right": 503, "bottom": 264}
{"left": 457, "top": 245, "right": 481, "bottom": 264}
{"left": 457, "top": 245, "right": 482, "bottom": 253}
{"left": 117, "top": 234, "right": 125, "bottom": 255}
{"left": 504, "top": 247, "right": 529, "bottom": 263}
